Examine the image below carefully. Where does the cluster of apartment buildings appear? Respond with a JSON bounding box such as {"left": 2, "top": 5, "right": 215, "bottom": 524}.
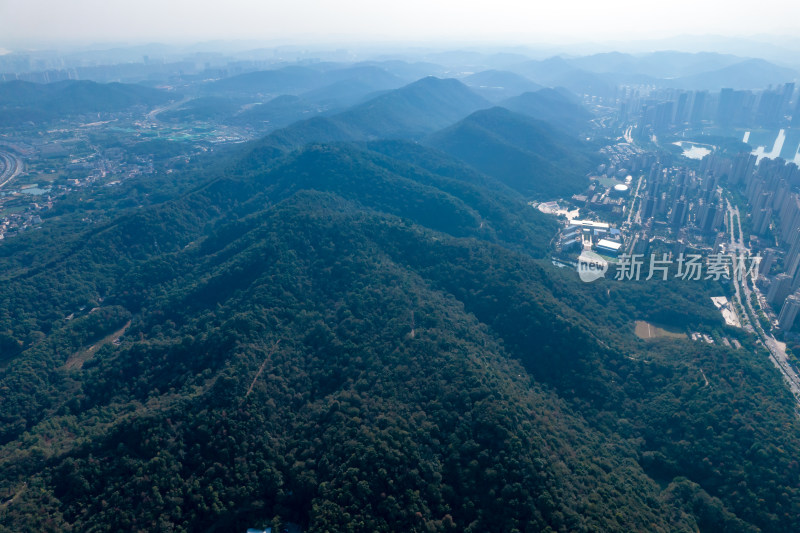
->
{"left": 619, "top": 83, "right": 800, "bottom": 137}
{"left": 710, "top": 152, "right": 800, "bottom": 330}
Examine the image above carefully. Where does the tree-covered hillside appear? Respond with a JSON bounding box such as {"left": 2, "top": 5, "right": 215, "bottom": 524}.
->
{"left": 0, "top": 79, "right": 172, "bottom": 126}
{"left": 426, "top": 107, "right": 597, "bottom": 199}
{"left": 0, "top": 135, "right": 798, "bottom": 532}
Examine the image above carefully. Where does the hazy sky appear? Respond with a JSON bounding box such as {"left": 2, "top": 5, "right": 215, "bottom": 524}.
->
{"left": 1, "top": 0, "right": 799, "bottom": 47}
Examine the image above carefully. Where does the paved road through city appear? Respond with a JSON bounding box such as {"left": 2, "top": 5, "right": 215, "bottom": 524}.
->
{"left": 728, "top": 199, "right": 800, "bottom": 405}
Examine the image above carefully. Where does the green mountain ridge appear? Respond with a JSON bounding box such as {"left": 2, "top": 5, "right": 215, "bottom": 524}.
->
{"left": 426, "top": 106, "right": 597, "bottom": 199}
{"left": 499, "top": 88, "right": 593, "bottom": 134}
{"left": 461, "top": 69, "right": 543, "bottom": 102}
{"left": 0, "top": 79, "right": 172, "bottom": 125}
{"left": 0, "top": 131, "right": 799, "bottom": 532}
{"left": 206, "top": 65, "right": 404, "bottom": 98}
{"left": 236, "top": 76, "right": 492, "bottom": 159}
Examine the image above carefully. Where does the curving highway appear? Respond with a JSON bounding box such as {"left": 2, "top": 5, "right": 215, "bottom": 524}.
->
{"left": 0, "top": 150, "right": 24, "bottom": 190}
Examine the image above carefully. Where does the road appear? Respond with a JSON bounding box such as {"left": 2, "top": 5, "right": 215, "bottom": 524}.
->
{"left": 725, "top": 200, "right": 752, "bottom": 331}
{"left": 727, "top": 198, "right": 800, "bottom": 404}
{"left": 623, "top": 125, "right": 634, "bottom": 144}
{"left": 742, "top": 273, "right": 800, "bottom": 401}
{"left": 624, "top": 175, "right": 644, "bottom": 227}
{"left": 145, "top": 96, "right": 194, "bottom": 123}
{"left": 0, "top": 150, "right": 24, "bottom": 190}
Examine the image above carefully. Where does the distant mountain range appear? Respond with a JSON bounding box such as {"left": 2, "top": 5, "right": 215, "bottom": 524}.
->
{"left": 5, "top": 48, "right": 795, "bottom": 132}
{"left": 0, "top": 79, "right": 171, "bottom": 126}
{"left": 508, "top": 51, "right": 799, "bottom": 91}
{"left": 667, "top": 58, "right": 800, "bottom": 90}
{"left": 506, "top": 58, "right": 617, "bottom": 98}
{"left": 235, "top": 77, "right": 596, "bottom": 202}
{"left": 253, "top": 77, "right": 491, "bottom": 153}
{"left": 567, "top": 51, "right": 745, "bottom": 78}
{"left": 204, "top": 65, "right": 405, "bottom": 98}
{"left": 461, "top": 69, "right": 543, "bottom": 102}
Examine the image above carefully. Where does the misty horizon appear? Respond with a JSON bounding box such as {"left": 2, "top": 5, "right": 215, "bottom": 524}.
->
{"left": 2, "top": 0, "right": 800, "bottom": 51}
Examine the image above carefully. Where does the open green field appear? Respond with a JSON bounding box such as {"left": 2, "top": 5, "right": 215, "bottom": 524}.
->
{"left": 634, "top": 320, "right": 687, "bottom": 340}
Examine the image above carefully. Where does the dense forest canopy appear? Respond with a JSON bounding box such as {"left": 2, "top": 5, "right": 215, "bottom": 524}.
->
{"left": 0, "top": 71, "right": 799, "bottom": 533}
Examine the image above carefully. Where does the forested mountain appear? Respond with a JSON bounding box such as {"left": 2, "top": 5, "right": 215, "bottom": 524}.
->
{"left": 499, "top": 87, "right": 593, "bottom": 134}
{"left": 2, "top": 80, "right": 800, "bottom": 532}
{"left": 235, "top": 95, "right": 332, "bottom": 130}
{"left": 205, "top": 65, "right": 404, "bottom": 98}
{"left": 505, "top": 52, "right": 798, "bottom": 92}
{"left": 0, "top": 79, "right": 172, "bottom": 125}
{"left": 461, "top": 69, "right": 543, "bottom": 102}
{"left": 331, "top": 76, "right": 490, "bottom": 138}
{"left": 159, "top": 66, "right": 409, "bottom": 133}
{"left": 566, "top": 51, "right": 744, "bottom": 79}
{"left": 508, "top": 58, "right": 617, "bottom": 99}
{"left": 667, "top": 58, "right": 800, "bottom": 90}
{"left": 204, "top": 66, "right": 324, "bottom": 96}
{"left": 426, "top": 107, "right": 596, "bottom": 199}
{"left": 158, "top": 95, "right": 246, "bottom": 123}
{"left": 244, "top": 76, "right": 492, "bottom": 156}
{"left": 297, "top": 78, "right": 390, "bottom": 108}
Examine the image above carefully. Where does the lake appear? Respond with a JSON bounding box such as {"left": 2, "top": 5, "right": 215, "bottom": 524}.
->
{"left": 745, "top": 128, "right": 800, "bottom": 164}
{"left": 672, "top": 141, "right": 713, "bottom": 160}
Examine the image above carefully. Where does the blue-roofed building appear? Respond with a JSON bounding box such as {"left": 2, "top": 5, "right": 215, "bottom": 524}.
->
{"left": 560, "top": 235, "right": 583, "bottom": 253}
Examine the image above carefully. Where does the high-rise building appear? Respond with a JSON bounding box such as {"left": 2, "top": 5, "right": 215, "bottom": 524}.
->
{"left": 690, "top": 91, "right": 707, "bottom": 125}
{"left": 754, "top": 208, "right": 773, "bottom": 236}
{"left": 718, "top": 88, "right": 756, "bottom": 126}
{"left": 794, "top": 96, "right": 800, "bottom": 127}
{"left": 697, "top": 202, "right": 710, "bottom": 231}
{"left": 671, "top": 197, "right": 688, "bottom": 227}
{"left": 754, "top": 191, "right": 773, "bottom": 214}
{"left": 768, "top": 273, "right": 793, "bottom": 305}
{"left": 712, "top": 204, "right": 725, "bottom": 233}
{"left": 774, "top": 179, "right": 790, "bottom": 213}
{"left": 656, "top": 192, "right": 668, "bottom": 216}
{"left": 779, "top": 292, "right": 800, "bottom": 330}
{"left": 779, "top": 196, "right": 800, "bottom": 244}
{"left": 717, "top": 88, "right": 735, "bottom": 127}
{"left": 786, "top": 229, "right": 800, "bottom": 276}
{"left": 654, "top": 101, "right": 675, "bottom": 132}
{"left": 729, "top": 153, "right": 757, "bottom": 186}
{"left": 756, "top": 90, "right": 784, "bottom": 128}
{"left": 642, "top": 195, "right": 655, "bottom": 220}
{"left": 703, "top": 174, "right": 719, "bottom": 204}
{"left": 760, "top": 248, "right": 777, "bottom": 276}
{"left": 675, "top": 92, "right": 690, "bottom": 125}
{"left": 782, "top": 82, "right": 795, "bottom": 112}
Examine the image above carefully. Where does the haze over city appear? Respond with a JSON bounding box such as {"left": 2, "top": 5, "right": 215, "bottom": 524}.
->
{"left": 1, "top": 0, "right": 800, "bottom": 48}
